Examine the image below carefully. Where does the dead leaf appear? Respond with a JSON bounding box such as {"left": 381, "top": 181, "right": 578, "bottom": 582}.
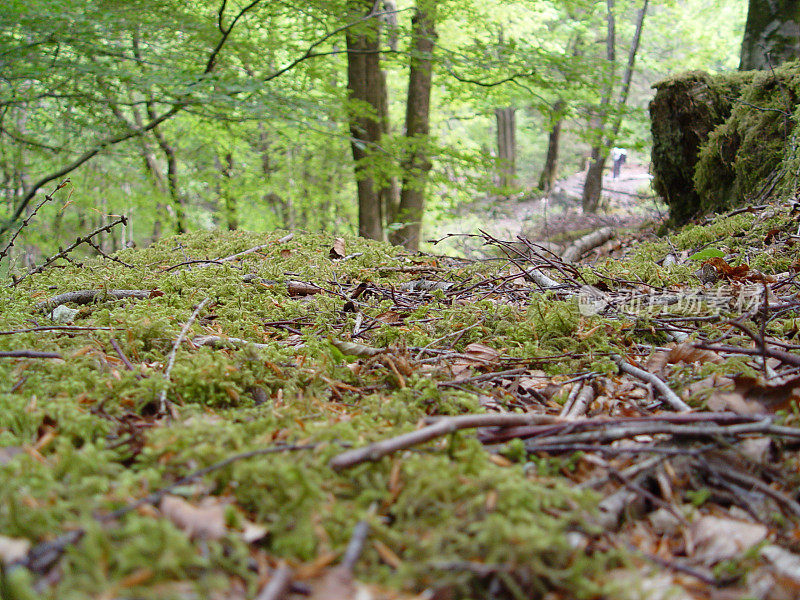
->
{"left": 464, "top": 343, "right": 501, "bottom": 362}
{"left": 288, "top": 281, "right": 323, "bottom": 296}
{"left": 331, "top": 339, "right": 385, "bottom": 358}
{"left": 241, "top": 520, "right": 268, "bottom": 543}
{"left": 707, "top": 373, "right": 800, "bottom": 414}
{"left": 647, "top": 343, "right": 721, "bottom": 375}
{"left": 159, "top": 495, "right": 226, "bottom": 540}
{"left": 330, "top": 237, "right": 346, "bottom": 259}
{"left": 375, "top": 310, "right": 405, "bottom": 325}
{"left": 309, "top": 566, "right": 360, "bottom": 600}
{"left": 691, "top": 516, "right": 767, "bottom": 565}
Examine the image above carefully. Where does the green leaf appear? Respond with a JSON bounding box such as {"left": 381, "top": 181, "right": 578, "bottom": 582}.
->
{"left": 688, "top": 248, "right": 725, "bottom": 261}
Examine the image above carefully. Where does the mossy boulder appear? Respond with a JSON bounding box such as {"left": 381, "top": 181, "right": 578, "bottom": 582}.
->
{"left": 695, "top": 61, "right": 800, "bottom": 213}
{"left": 649, "top": 70, "right": 754, "bottom": 225}
{"left": 650, "top": 60, "right": 800, "bottom": 225}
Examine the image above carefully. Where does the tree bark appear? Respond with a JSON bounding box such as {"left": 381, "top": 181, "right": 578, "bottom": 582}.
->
{"left": 346, "top": 0, "right": 384, "bottom": 241}
{"left": 495, "top": 107, "right": 517, "bottom": 190}
{"left": 389, "top": 0, "right": 437, "bottom": 251}
{"left": 740, "top": 0, "right": 800, "bottom": 70}
{"left": 538, "top": 99, "right": 565, "bottom": 192}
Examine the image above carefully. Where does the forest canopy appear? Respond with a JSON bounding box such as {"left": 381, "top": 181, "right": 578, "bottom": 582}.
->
{"left": 0, "top": 0, "right": 745, "bottom": 261}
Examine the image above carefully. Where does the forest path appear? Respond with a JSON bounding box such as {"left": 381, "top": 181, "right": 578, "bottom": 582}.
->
{"left": 428, "top": 161, "right": 666, "bottom": 256}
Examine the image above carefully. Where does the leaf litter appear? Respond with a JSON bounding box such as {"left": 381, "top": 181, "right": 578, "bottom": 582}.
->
{"left": 2, "top": 204, "right": 800, "bottom": 597}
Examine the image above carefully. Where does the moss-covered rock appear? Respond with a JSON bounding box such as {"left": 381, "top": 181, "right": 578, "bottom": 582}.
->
{"left": 695, "top": 61, "right": 800, "bottom": 212}
{"left": 650, "top": 70, "right": 754, "bottom": 225}
{"left": 651, "top": 61, "right": 800, "bottom": 225}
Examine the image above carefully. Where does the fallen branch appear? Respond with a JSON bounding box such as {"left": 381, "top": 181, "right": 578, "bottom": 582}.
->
{"left": 477, "top": 412, "right": 764, "bottom": 445}
{"left": 693, "top": 342, "right": 800, "bottom": 368}
{"left": 34, "top": 289, "right": 161, "bottom": 314}
{"left": 193, "top": 335, "right": 272, "bottom": 351}
{"left": 0, "top": 350, "right": 62, "bottom": 359}
{"left": 256, "top": 562, "right": 293, "bottom": 600}
{"left": 560, "top": 381, "right": 595, "bottom": 419}
{"left": 561, "top": 227, "right": 614, "bottom": 262}
{"left": 329, "top": 413, "right": 561, "bottom": 471}
{"left": 613, "top": 354, "right": 691, "bottom": 411}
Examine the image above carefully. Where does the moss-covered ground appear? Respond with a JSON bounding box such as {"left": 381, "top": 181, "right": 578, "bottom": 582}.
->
{"left": 3, "top": 207, "right": 800, "bottom": 599}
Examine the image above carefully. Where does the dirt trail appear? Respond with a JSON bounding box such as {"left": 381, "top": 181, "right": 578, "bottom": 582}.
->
{"left": 428, "top": 162, "right": 665, "bottom": 256}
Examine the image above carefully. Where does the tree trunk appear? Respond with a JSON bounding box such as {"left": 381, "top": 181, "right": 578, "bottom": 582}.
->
{"left": 740, "top": 0, "right": 800, "bottom": 70}
{"left": 495, "top": 107, "right": 516, "bottom": 190}
{"left": 389, "top": 0, "right": 437, "bottom": 251}
{"left": 346, "top": 0, "right": 384, "bottom": 241}
{"left": 219, "top": 152, "right": 238, "bottom": 230}
{"left": 582, "top": 0, "right": 616, "bottom": 213}
{"left": 582, "top": 0, "right": 647, "bottom": 213}
{"left": 538, "top": 99, "right": 565, "bottom": 192}
{"left": 378, "top": 60, "right": 401, "bottom": 225}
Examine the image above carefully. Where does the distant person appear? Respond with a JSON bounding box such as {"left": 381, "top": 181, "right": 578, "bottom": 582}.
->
{"left": 611, "top": 147, "right": 627, "bottom": 179}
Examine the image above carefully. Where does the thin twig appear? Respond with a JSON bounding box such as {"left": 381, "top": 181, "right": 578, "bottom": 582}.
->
{"left": 158, "top": 298, "right": 210, "bottom": 413}
{"left": 0, "top": 326, "right": 116, "bottom": 335}
{"left": 12, "top": 216, "right": 128, "bottom": 287}
{"left": 256, "top": 562, "right": 293, "bottom": 600}
{"left": 0, "top": 180, "right": 70, "bottom": 267}
{"left": 330, "top": 413, "right": 560, "bottom": 471}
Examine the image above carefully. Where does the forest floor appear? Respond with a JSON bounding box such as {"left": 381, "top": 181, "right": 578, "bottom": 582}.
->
{"left": 428, "top": 161, "right": 666, "bottom": 257}
{"left": 5, "top": 188, "right": 800, "bottom": 600}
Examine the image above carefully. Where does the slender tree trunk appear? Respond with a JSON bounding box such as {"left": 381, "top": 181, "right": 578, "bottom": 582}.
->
{"left": 740, "top": 0, "right": 800, "bottom": 70}
{"left": 378, "top": 62, "right": 401, "bottom": 225}
{"left": 582, "top": 0, "right": 647, "bottom": 213}
{"left": 389, "top": 0, "right": 438, "bottom": 251}
{"left": 346, "top": 0, "right": 384, "bottom": 240}
{"left": 215, "top": 152, "right": 238, "bottom": 230}
{"left": 129, "top": 105, "right": 168, "bottom": 240}
{"left": 538, "top": 99, "right": 565, "bottom": 192}
{"left": 149, "top": 123, "right": 186, "bottom": 233}
{"left": 582, "top": 0, "right": 616, "bottom": 213}
{"left": 495, "top": 107, "right": 516, "bottom": 190}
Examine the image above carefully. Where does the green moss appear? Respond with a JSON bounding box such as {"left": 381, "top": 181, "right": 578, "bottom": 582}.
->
{"left": 695, "top": 62, "right": 800, "bottom": 213}
{"left": 18, "top": 222, "right": 796, "bottom": 597}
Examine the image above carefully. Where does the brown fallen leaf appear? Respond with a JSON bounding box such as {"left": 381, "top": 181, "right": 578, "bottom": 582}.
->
{"left": 287, "top": 281, "right": 323, "bottom": 296}
{"left": 159, "top": 495, "right": 227, "bottom": 541}
{"left": 464, "top": 342, "right": 501, "bottom": 362}
{"left": 691, "top": 515, "right": 767, "bottom": 565}
{"left": 330, "top": 237, "right": 346, "bottom": 259}
{"left": 450, "top": 343, "right": 502, "bottom": 377}
{"left": 707, "top": 373, "right": 800, "bottom": 414}
{"left": 647, "top": 343, "right": 721, "bottom": 376}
